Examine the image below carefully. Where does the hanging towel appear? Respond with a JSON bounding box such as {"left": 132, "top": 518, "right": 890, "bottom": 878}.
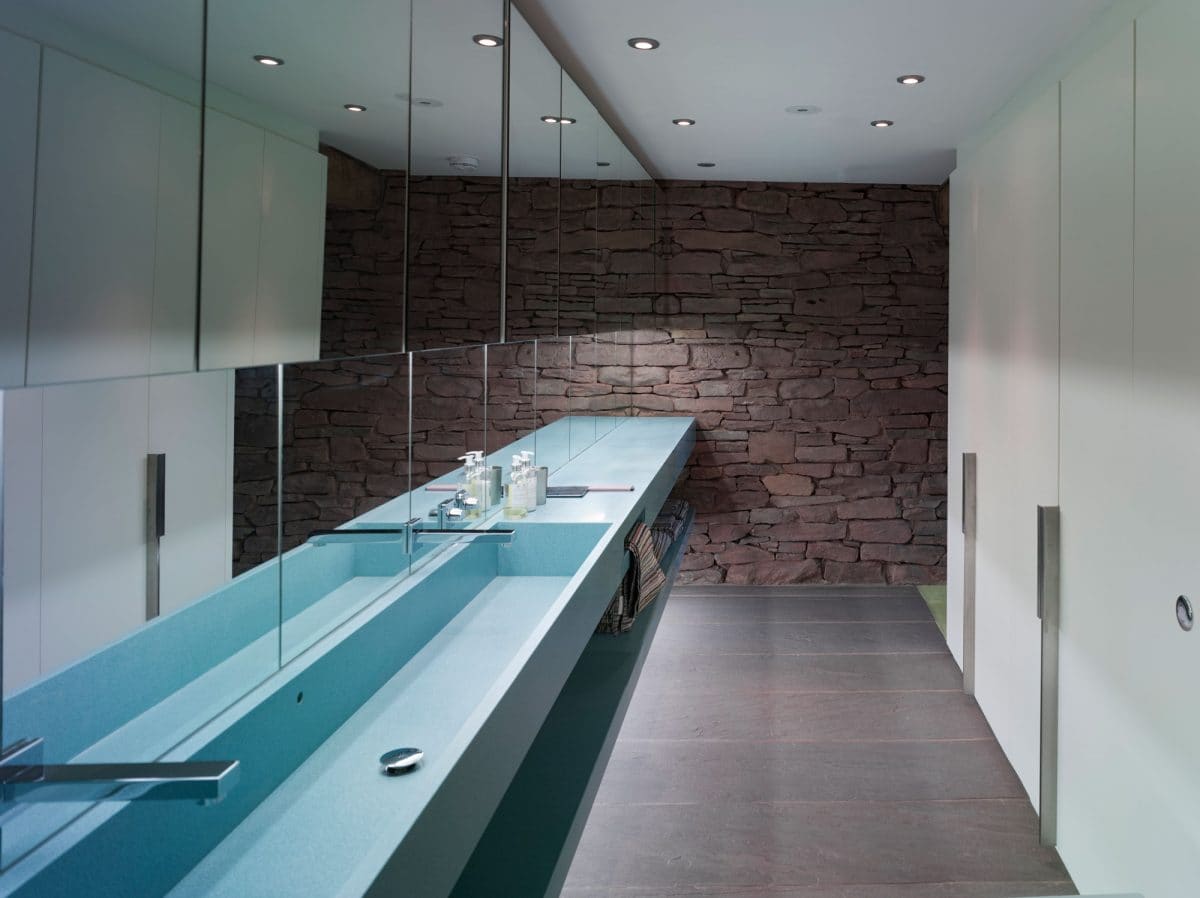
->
{"left": 596, "top": 521, "right": 667, "bottom": 635}
{"left": 650, "top": 499, "right": 691, "bottom": 558}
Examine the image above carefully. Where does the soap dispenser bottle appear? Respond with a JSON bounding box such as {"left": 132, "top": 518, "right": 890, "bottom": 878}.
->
{"left": 520, "top": 451, "right": 537, "bottom": 512}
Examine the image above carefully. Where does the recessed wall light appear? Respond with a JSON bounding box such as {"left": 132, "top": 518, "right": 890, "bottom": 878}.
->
{"left": 673, "top": 118, "right": 696, "bottom": 127}
{"left": 344, "top": 103, "right": 367, "bottom": 112}
{"left": 541, "top": 115, "right": 560, "bottom": 124}
{"left": 473, "top": 34, "right": 503, "bottom": 47}
{"left": 253, "top": 54, "right": 284, "bottom": 66}
{"left": 627, "top": 37, "right": 660, "bottom": 51}
{"left": 897, "top": 74, "right": 926, "bottom": 85}
{"left": 871, "top": 119, "right": 895, "bottom": 128}
{"left": 697, "top": 162, "right": 716, "bottom": 168}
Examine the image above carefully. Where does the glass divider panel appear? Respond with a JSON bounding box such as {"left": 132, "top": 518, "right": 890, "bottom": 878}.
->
{"left": 279, "top": 355, "right": 411, "bottom": 664}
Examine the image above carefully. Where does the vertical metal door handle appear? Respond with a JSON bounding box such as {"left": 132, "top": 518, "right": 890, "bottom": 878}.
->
{"left": 962, "top": 452, "right": 978, "bottom": 696}
{"left": 1037, "top": 504, "right": 1061, "bottom": 847}
{"left": 146, "top": 453, "right": 166, "bottom": 619}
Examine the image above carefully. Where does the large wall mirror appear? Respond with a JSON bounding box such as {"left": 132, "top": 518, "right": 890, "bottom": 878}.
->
{"left": 406, "top": 0, "right": 505, "bottom": 351}
{"left": 199, "top": 0, "right": 413, "bottom": 369}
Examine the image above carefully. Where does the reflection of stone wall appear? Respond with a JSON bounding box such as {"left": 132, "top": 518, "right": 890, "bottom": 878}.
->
{"left": 407, "top": 176, "right": 503, "bottom": 349}
{"left": 232, "top": 367, "right": 280, "bottom": 574}
{"left": 320, "top": 147, "right": 406, "bottom": 359}
{"left": 639, "top": 181, "right": 949, "bottom": 587}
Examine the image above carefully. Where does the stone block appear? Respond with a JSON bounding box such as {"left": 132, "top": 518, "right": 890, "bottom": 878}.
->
{"left": 780, "top": 378, "right": 835, "bottom": 400}
{"left": 822, "top": 561, "right": 885, "bottom": 584}
{"left": 848, "top": 520, "right": 912, "bottom": 543}
{"left": 762, "top": 474, "right": 815, "bottom": 497}
{"left": 748, "top": 431, "right": 795, "bottom": 464}
{"left": 860, "top": 543, "right": 944, "bottom": 565}
{"left": 889, "top": 438, "right": 928, "bottom": 464}
{"left": 724, "top": 559, "right": 822, "bottom": 585}
{"left": 837, "top": 498, "right": 899, "bottom": 520}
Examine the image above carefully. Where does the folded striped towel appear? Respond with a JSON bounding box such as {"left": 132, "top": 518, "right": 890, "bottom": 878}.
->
{"left": 596, "top": 521, "right": 667, "bottom": 635}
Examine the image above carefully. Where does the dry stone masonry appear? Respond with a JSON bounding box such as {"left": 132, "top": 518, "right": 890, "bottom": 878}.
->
{"left": 638, "top": 181, "right": 949, "bottom": 586}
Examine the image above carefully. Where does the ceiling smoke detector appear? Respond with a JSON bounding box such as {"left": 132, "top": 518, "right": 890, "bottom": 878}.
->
{"left": 447, "top": 154, "right": 480, "bottom": 172}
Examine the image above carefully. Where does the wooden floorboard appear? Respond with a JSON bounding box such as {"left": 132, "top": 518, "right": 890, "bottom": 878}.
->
{"left": 562, "top": 585, "right": 1074, "bottom": 898}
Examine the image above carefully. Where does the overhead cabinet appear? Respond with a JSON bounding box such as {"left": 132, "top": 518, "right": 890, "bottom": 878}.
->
{"left": 26, "top": 49, "right": 200, "bottom": 385}
{"left": 0, "top": 29, "right": 39, "bottom": 388}
{"left": 200, "top": 111, "right": 328, "bottom": 370}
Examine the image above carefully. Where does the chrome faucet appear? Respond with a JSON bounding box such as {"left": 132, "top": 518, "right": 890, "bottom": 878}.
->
{"left": 0, "top": 738, "right": 239, "bottom": 806}
{"left": 431, "top": 489, "right": 477, "bottom": 528}
{"left": 307, "top": 517, "right": 514, "bottom": 554}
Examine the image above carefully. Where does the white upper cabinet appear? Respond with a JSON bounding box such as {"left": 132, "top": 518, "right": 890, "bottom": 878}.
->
{"left": 255, "top": 133, "right": 328, "bottom": 367}
{"left": 199, "top": 110, "right": 266, "bottom": 370}
{"left": 24, "top": 49, "right": 202, "bottom": 386}
{"left": 27, "top": 50, "right": 162, "bottom": 385}
{"left": 0, "top": 29, "right": 39, "bottom": 389}
{"left": 199, "top": 113, "right": 328, "bottom": 369}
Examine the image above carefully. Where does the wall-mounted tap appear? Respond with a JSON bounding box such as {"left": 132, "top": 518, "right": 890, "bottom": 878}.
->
{"left": 0, "top": 738, "right": 238, "bottom": 806}
{"left": 430, "top": 489, "right": 477, "bottom": 528}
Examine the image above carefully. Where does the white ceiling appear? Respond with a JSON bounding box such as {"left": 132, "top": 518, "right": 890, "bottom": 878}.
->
{"left": 517, "top": 0, "right": 1117, "bottom": 183}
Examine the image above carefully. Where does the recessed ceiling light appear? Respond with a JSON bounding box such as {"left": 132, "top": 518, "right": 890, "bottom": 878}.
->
{"left": 541, "top": 115, "right": 560, "bottom": 124}
{"left": 697, "top": 162, "right": 716, "bottom": 168}
{"left": 411, "top": 97, "right": 443, "bottom": 108}
{"left": 344, "top": 103, "right": 367, "bottom": 112}
{"left": 597, "top": 161, "right": 612, "bottom": 167}
{"left": 871, "top": 119, "right": 895, "bottom": 128}
{"left": 253, "top": 55, "right": 284, "bottom": 66}
{"left": 473, "top": 34, "right": 503, "bottom": 47}
{"left": 786, "top": 105, "right": 820, "bottom": 115}
{"left": 627, "top": 37, "right": 660, "bottom": 51}
{"left": 559, "top": 117, "right": 577, "bottom": 125}
{"left": 897, "top": 74, "right": 926, "bottom": 85}
{"left": 673, "top": 118, "right": 696, "bottom": 127}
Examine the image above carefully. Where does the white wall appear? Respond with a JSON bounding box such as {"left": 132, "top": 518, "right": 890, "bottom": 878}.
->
{"left": 951, "top": 0, "right": 1200, "bottom": 893}
{"left": 1, "top": 369, "right": 235, "bottom": 694}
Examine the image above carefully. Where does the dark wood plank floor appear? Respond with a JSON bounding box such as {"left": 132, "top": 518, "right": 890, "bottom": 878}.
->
{"left": 561, "top": 585, "right": 1076, "bottom": 898}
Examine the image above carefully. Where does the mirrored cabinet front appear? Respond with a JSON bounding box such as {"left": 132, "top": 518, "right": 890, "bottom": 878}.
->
{"left": 0, "top": 0, "right": 653, "bottom": 876}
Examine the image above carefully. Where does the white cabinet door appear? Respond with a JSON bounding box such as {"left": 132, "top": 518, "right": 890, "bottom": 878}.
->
{"left": 0, "top": 30, "right": 39, "bottom": 388}
{"left": 151, "top": 95, "right": 202, "bottom": 375}
{"left": 148, "top": 370, "right": 234, "bottom": 616}
{"left": 254, "top": 133, "right": 327, "bottom": 365}
{"left": 1057, "top": 23, "right": 1141, "bottom": 892}
{"left": 966, "top": 82, "right": 1061, "bottom": 806}
{"left": 38, "top": 377, "right": 150, "bottom": 675}
{"left": 27, "top": 49, "right": 161, "bottom": 385}
{"left": 199, "top": 109, "right": 265, "bottom": 370}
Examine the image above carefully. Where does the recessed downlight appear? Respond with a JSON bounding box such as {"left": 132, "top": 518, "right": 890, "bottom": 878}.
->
{"left": 253, "top": 54, "right": 284, "bottom": 66}
{"left": 697, "top": 162, "right": 716, "bottom": 168}
{"left": 344, "top": 103, "right": 367, "bottom": 113}
{"left": 897, "top": 74, "right": 926, "bottom": 85}
{"left": 559, "top": 117, "right": 577, "bottom": 125}
{"left": 473, "top": 34, "right": 503, "bottom": 47}
{"left": 871, "top": 119, "right": 895, "bottom": 128}
{"left": 786, "top": 105, "right": 820, "bottom": 115}
{"left": 627, "top": 37, "right": 660, "bottom": 51}
{"left": 541, "top": 115, "right": 560, "bottom": 124}
{"left": 673, "top": 118, "right": 696, "bottom": 127}
{"left": 597, "top": 161, "right": 612, "bottom": 167}
{"left": 411, "top": 97, "right": 443, "bottom": 108}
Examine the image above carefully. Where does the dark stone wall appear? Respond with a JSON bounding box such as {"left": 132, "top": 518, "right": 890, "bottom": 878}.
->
{"left": 637, "top": 181, "right": 949, "bottom": 586}
{"left": 237, "top": 169, "right": 949, "bottom": 587}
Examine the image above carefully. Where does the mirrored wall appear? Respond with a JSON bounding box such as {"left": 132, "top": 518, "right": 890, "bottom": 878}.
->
{"left": 0, "top": 0, "right": 654, "bottom": 862}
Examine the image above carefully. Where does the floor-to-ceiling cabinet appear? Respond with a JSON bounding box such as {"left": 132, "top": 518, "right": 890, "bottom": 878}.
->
{"left": 948, "top": 82, "right": 1061, "bottom": 807}
{"left": 953, "top": 0, "right": 1200, "bottom": 892}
